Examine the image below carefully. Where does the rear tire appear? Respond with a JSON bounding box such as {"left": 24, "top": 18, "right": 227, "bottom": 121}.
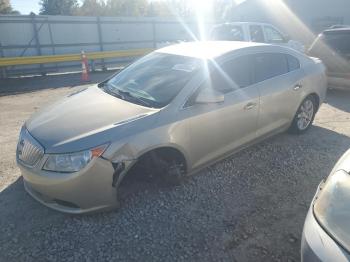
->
{"left": 289, "top": 95, "right": 317, "bottom": 134}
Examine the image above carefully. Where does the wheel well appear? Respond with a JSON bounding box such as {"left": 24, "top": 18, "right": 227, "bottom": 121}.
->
{"left": 137, "top": 147, "right": 187, "bottom": 172}
{"left": 119, "top": 147, "right": 187, "bottom": 187}
{"left": 308, "top": 93, "right": 320, "bottom": 110}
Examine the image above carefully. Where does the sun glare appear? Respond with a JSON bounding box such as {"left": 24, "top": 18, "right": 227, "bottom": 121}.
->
{"left": 188, "top": 0, "right": 213, "bottom": 14}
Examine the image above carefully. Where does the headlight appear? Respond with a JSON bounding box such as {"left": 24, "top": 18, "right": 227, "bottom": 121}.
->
{"left": 43, "top": 145, "right": 108, "bottom": 173}
{"left": 314, "top": 170, "right": 350, "bottom": 252}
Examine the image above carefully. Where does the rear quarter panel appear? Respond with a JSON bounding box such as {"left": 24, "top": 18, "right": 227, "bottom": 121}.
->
{"left": 302, "top": 57, "right": 328, "bottom": 106}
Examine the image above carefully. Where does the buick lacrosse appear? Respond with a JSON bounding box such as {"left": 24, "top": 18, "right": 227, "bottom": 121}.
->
{"left": 17, "top": 41, "right": 327, "bottom": 213}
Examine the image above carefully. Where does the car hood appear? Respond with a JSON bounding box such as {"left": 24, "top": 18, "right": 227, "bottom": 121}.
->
{"left": 26, "top": 86, "right": 159, "bottom": 153}
{"left": 331, "top": 148, "right": 350, "bottom": 175}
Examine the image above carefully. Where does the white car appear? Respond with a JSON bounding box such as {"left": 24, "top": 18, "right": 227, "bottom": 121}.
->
{"left": 302, "top": 149, "right": 350, "bottom": 261}
{"left": 210, "top": 22, "right": 305, "bottom": 53}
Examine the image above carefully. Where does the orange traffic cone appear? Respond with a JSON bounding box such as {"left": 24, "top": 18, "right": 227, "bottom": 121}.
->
{"left": 81, "top": 51, "right": 90, "bottom": 82}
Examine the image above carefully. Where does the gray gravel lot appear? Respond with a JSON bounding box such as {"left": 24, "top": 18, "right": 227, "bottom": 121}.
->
{"left": 1, "top": 74, "right": 350, "bottom": 261}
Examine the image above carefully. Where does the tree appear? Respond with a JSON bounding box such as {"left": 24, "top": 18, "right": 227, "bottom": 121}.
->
{"left": 222, "top": 0, "right": 238, "bottom": 21}
{"left": 146, "top": 1, "right": 171, "bottom": 17}
{"left": 0, "top": 0, "right": 19, "bottom": 14}
{"left": 105, "top": 0, "right": 148, "bottom": 17}
{"left": 37, "top": 0, "right": 232, "bottom": 19}
{"left": 0, "top": 0, "right": 12, "bottom": 14}
{"left": 78, "top": 0, "right": 106, "bottom": 16}
{"left": 39, "top": 0, "right": 79, "bottom": 15}
{"left": 144, "top": 0, "right": 192, "bottom": 17}
{"left": 213, "top": 0, "right": 237, "bottom": 22}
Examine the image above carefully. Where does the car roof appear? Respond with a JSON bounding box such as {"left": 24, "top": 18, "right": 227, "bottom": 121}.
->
{"left": 214, "top": 22, "right": 275, "bottom": 27}
{"left": 156, "top": 41, "right": 267, "bottom": 59}
{"left": 328, "top": 25, "right": 350, "bottom": 29}
{"left": 323, "top": 28, "right": 350, "bottom": 34}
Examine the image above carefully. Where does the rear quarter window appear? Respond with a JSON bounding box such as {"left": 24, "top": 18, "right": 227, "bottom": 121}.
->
{"left": 287, "top": 55, "right": 300, "bottom": 71}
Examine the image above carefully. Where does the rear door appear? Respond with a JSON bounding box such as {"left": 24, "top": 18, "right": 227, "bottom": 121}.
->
{"left": 253, "top": 53, "right": 304, "bottom": 137}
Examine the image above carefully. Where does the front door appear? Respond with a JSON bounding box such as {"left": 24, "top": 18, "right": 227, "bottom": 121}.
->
{"left": 183, "top": 55, "right": 260, "bottom": 170}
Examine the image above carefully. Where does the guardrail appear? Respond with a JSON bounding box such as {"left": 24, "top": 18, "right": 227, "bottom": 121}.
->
{"left": 0, "top": 48, "right": 153, "bottom": 67}
{"left": 0, "top": 15, "right": 205, "bottom": 77}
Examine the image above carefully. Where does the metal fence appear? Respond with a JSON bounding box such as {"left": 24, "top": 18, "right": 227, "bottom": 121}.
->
{"left": 0, "top": 14, "right": 211, "bottom": 77}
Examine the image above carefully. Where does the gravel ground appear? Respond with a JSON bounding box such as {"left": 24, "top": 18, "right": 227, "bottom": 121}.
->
{"left": 1, "top": 74, "right": 350, "bottom": 261}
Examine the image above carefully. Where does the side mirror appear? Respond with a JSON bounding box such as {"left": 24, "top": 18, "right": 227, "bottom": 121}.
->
{"left": 195, "top": 88, "right": 224, "bottom": 104}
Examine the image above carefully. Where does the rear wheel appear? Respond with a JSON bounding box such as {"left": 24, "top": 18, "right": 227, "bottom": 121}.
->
{"left": 289, "top": 96, "right": 317, "bottom": 134}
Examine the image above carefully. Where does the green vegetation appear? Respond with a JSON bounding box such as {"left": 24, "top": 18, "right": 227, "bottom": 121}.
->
{"left": 39, "top": 0, "right": 236, "bottom": 20}
{"left": 0, "top": 0, "right": 19, "bottom": 14}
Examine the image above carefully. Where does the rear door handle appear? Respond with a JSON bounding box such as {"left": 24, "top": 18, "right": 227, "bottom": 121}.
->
{"left": 294, "top": 84, "right": 302, "bottom": 90}
{"left": 244, "top": 102, "right": 257, "bottom": 110}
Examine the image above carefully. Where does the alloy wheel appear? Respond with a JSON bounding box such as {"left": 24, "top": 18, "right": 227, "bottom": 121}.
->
{"left": 297, "top": 99, "right": 314, "bottom": 130}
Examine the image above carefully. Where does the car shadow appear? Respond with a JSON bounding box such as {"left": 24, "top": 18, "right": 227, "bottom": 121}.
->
{"left": 0, "top": 177, "right": 66, "bottom": 220}
{"left": 326, "top": 88, "right": 350, "bottom": 113}
{"left": 0, "top": 125, "right": 349, "bottom": 261}
{"left": 0, "top": 70, "right": 119, "bottom": 97}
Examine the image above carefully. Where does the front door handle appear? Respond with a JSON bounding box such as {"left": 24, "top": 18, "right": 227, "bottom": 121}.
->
{"left": 294, "top": 84, "right": 302, "bottom": 90}
{"left": 244, "top": 102, "right": 257, "bottom": 110}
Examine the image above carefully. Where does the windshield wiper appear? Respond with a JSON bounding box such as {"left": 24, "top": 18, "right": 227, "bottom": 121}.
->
{"left": 117, "top": 90, "right": 155, "bottom": 108}
{"left": 100, "top": 83, "right": 124, "bottom": 99}
{"left": 100, "top": 82, "right": 158, "bottom": 108}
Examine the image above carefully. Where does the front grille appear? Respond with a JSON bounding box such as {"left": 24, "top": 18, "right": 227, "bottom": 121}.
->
{"left": 17, "top": 128, "right": 44, "bottom": 167}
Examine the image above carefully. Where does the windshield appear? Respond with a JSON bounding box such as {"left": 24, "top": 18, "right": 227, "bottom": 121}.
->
{"left": 104, "top": 52, "right": 201, "bottom": 108}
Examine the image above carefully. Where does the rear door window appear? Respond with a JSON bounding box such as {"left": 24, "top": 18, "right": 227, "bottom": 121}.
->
{"left": 249, "top": 25, "right": 265, "bottom": 43}
{"left": 254, "top": 53, "right": 288, "bottom": 83}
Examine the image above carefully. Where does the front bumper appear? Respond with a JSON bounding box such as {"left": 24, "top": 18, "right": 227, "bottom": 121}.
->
{"left": 301, "top": 204, "right": 350, "bottom": 261}
{"left": 18, "top": 157, "right": 124, "bottom": 214}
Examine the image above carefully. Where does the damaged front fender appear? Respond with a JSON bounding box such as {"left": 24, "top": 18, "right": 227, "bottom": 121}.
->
{"left": 102, "top": 143, "right": 138, "bottom": 188}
